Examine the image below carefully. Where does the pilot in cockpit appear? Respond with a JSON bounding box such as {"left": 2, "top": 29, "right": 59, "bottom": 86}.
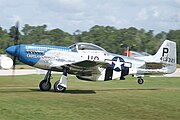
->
{"left": 78, "top": 44, "right": 85, "bottom": 50}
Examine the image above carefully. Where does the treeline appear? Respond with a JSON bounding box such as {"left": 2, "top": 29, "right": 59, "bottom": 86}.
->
{"left": 0, "top": 24, "right": 179, "bottom": 63}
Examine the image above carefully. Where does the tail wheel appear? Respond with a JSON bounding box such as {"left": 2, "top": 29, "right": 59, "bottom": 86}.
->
{"left": 54, "top": 80, "right": 66, "bottom": 92}
{"left": 138, "top": 78, "right": 144, "bottom": 84}
{"left": 39, "top": 80, "right": 51, "bottom": 91}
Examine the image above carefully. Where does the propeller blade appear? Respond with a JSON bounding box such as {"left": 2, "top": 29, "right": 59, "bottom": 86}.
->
{"left": 12, "top": 56, "right": 16, "bottom": 76}
{"left": 14, "top": 21, "right": 19, "bottom": 45}
{"left": 12, "top": 21, "right": 19, "bottom": 74}
{"left": 13, "top": 56, "right": 16, "bottom": 70}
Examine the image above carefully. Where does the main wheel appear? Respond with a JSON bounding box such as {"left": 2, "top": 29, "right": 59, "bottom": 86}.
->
{"left": 39, "top": 80, "right": 51, "bottom": 91}
{"left": 54, "top": 80, "right": 66, "bottom": 92}
{"left": 137, "top": 78, "right": 144, "bottom": 84}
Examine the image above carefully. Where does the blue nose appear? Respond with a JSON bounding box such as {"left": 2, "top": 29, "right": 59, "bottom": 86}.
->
{"left": 6, "top": 45, "right": 19, "bottom": 57}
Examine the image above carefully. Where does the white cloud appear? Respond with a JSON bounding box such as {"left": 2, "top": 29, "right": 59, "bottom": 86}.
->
{"left": 174, "top": 0, "right": 180, "bottom": 6}
{"left": 104, "top": 15, "right": 129, "bottom": 27}
{"left": 9, "top": 15, "right": 22, "bottom": 23}
{"left": 137, "top": 8, "right": 148, "bottom": 20}
{"left": 151, "top": 7, "right": 159, "bottom": 18}
{"left": 0, "top": 0, "right": 179, "bottom": 33}
{"left": 57, "top": 0, "right": 85, "bottom": 6}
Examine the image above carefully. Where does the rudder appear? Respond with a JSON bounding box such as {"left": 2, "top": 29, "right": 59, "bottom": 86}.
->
{"left": 154, "top": 40, "right": 176, "bottom": 73}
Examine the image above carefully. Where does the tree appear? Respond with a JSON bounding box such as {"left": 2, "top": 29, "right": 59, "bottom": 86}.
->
{"left": 167, "top": 30, "right": 180, "bottom": 64}
{"left": 0, "top": 24, "right": 179, "bottom": 64}
{"left": 47, "top": 28, "right": 73, "bottom": 46}
{"left": 0, "top": 27, "right": 12, "bottom": 54}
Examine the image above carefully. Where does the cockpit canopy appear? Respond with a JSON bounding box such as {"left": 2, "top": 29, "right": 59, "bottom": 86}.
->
{"left": 69, "top": 42, "right": 107, "bottom": 52}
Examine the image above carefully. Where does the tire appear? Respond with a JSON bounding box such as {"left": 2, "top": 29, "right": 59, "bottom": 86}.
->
{"left": 54, "top": 80, "right": 66, "bottom": 92}
{"left": 39, "top": 80, "right": 51, "bottom": 91}
{"left": 138, "top": 78, "right": 144, "bottom": 84}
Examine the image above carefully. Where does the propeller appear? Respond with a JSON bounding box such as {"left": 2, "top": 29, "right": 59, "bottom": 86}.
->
{"left": 12, "top": 21, "right": 19, "bottom": 71}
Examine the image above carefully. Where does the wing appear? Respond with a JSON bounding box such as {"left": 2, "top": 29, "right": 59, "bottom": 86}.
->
{"left": 71, "top": 60, "right": 109, "bottom": 69}
{"left": 70, "top": 60, "right": 110, "bottom": 75}
{"left": 50, "top": 60, "right": 109, "bottom": 72}
{"left": 50, "top": 60, "right": 110, "bottom": 81}
{"left": 70, "top": 60, "right": 110, "bottom": 81}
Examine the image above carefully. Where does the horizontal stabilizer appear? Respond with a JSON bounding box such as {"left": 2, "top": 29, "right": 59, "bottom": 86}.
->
{"left": 136, "top": 40, "right": 176, "bottom": 74}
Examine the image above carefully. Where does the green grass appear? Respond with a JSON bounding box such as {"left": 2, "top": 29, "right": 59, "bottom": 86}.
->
{"left": 0, "top": 75, "right": 180, "bottom": 120}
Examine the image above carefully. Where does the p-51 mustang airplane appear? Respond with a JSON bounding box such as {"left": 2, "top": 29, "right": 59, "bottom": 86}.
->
{"left": 6, "top": 23, "right": 176, "bottom": 92}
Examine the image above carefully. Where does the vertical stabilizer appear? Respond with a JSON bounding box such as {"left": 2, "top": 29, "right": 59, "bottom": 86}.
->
{"left": 153, "top": 40, "right": 176, "bottom": 73}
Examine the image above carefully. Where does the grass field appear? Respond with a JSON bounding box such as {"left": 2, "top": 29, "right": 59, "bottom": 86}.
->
{"left": 0, "top": 75, "right": 180, "bottom": 120}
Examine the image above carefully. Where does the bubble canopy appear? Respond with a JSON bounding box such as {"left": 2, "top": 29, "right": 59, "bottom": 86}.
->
{"left": 69, "top": 42, "right": 107, "bottom": 52}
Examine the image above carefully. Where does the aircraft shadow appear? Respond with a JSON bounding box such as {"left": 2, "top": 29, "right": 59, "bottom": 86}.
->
{"left": 65, "top": 90, "right": 96, "bottom": 94}
{"left": 30, "top": 89, "right": 96, "bottom": 94}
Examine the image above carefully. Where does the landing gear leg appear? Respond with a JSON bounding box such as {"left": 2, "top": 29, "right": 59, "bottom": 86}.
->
{"left": 137, "top": 77, "right": 144, "bottom": 85}
{"left": 39, "top": 70, "right": 52, "bottom": 91}
{"left": 54, "top": 68, "right": 68, "bottom": 92}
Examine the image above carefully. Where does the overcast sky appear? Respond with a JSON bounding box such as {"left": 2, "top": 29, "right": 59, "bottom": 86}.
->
{"left": 0, "top": 0, "right": 180, "bottom": 34}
